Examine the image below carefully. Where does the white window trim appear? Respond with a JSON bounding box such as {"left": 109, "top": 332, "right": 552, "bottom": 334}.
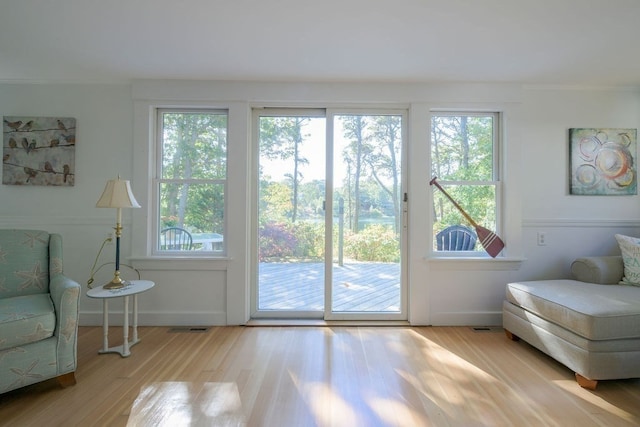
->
{"left": 429, "top": 111, "right": 504, "bottom": 259}
{"left": 152, "top": 108, "right": 228, "bottom": 257}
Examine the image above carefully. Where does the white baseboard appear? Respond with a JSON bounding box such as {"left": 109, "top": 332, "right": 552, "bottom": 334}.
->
{"left": 429, "top": 311, "right": 503, "bottom": 327}
{"left": 79, "top": 310, "right": 228, "bottom": 327}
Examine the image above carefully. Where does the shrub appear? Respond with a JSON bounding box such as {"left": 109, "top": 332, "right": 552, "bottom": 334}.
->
{"left": 259, "top": 222, "right": 297, "bottom": 261}
{"left": 344, "top": 224, "right": 399, "bottom": 262}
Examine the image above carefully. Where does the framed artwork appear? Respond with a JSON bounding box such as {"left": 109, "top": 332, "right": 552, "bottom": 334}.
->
{"left": 569, "top": 128, "right": 637, "bottom": 195}
{"left": 3, "top": 116, "right": 76, "bottom": 186}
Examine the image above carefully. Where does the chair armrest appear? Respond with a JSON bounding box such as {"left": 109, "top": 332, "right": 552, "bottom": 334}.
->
{"left": 50, "top": 274, "right": 81, "bottom": 335}
{"left": 50, "top": 274, "right": 81, "bottom": 374}
{"left": 570, "top": 256, "right": 624, "bottom": 284}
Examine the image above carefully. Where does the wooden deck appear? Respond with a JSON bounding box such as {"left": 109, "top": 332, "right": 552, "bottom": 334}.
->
{"left": 258, "top": 261, "right": 401, "bottom": 312}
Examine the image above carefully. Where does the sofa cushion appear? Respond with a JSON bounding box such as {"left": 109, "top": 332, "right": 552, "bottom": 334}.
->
{"left": 615, "top": 234, "right": 640, "bottom": 286}
{"left": 0, "top": 294, "right": 55, "bottom": 351}
{"left": 505, "top": 279, "right": 640, "bottom": 340}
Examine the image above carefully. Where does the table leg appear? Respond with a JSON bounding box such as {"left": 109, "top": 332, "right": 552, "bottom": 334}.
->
{"left": 122, "top": 295, "right": 130, "bottom": 357}
{"left": 132, "top": 294, "right": 139, "bottom": 342}
{"left": 102, "top": 299, "right": 109, "bottom": 352}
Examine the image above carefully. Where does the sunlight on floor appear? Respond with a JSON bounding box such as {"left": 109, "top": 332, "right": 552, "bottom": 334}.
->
{"left": 554, "top": 379, "right": 638, "bottom": 423}
{"left": 127, "top": 382, "right": 244, "bottom": 427}
{"left": 289, "top": 373, "right": 359, "bottom": 426}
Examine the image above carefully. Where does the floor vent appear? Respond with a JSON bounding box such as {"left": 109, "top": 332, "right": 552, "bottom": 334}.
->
{"left": 471, "top": 327, "right": 503, "bottom": 333}
{"left": 168, "top": 327, "right": 210, "bottom": 333}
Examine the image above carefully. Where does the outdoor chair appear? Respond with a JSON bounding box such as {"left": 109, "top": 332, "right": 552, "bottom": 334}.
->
{"left": 436, "top": 225, "right": 477, "bottom": 251}
{"left": 160, "top": 227, "right": 193, "bottom": 250}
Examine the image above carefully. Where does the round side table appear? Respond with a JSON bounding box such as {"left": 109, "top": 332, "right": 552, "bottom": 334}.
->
{"left": 87, "top": 279, "right": 155, "bottom": 357}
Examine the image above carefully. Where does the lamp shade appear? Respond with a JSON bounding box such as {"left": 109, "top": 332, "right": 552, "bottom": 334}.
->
{"left": 96, "top": 177, "right": 141, "bottom": 208}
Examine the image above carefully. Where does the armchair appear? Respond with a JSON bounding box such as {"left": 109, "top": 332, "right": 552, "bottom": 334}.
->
{"left": 0, "top": 229, "right": 80, "bottom": 393}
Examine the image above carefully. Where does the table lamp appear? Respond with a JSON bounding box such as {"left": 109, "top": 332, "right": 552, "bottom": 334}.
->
{"left": 96, "top": 176, "right": 141, "bottom": 289}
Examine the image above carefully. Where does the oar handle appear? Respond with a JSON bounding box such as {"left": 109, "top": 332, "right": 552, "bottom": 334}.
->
{"left": 429, "top": 177, "right": 478, "bottom": 228}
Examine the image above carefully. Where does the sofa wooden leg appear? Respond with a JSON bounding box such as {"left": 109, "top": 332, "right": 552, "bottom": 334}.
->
{"left": 504, "top": 329, "right": 520, "bottom": 341}
{"left": 56, "top": 372, "right": 76, "bottom": 388}
{"left": 575, "top": 373, "right": 597, "bottom": 390}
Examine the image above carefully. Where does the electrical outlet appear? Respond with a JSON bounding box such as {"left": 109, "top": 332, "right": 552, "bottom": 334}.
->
{"left": 537, "top": 232, "right": 547, "bottom": 246}
{"left": 106, "top": 232, "right": 114, "bottom": 244}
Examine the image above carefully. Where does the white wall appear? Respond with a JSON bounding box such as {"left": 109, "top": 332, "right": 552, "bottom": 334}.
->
{"left": 0, "top": 83, "right": 140, "bottom": 325}
{"left": 1, "top": 81, "right": 638, "bottom": 327}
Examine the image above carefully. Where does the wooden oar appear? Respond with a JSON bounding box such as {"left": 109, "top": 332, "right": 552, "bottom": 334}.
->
{"left": 430, "top": 177, "right": 505, "bottom": 257}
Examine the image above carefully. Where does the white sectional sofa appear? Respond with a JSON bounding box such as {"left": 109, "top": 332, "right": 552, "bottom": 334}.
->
{"left": 503, "top": 255, "right": 640, "bottom": 389}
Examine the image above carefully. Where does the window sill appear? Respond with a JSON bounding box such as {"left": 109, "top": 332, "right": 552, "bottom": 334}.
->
{"left": 129, "top": 256, "right": 230, "bottom": 271}
{"left": 424, "top": 256, "right": 525, "bottom": 271}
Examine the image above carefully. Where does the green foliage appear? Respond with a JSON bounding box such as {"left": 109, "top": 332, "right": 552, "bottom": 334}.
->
{"left": 292, "top": 221, "right": 325, "bottom": 259}
{"left": 343, "top": 224, "right": 400, "bottom": 262}
{"left": 259, "top": 221, "right": 401, "bottom": 262}
{"left": 159, "top": 112, "right": 227, "bottom": 235}
{"left": 260, "top": 181, "right": 293, "bottom": 224}
{"left": 431, "top": 114, "right": 497, "bottom": 232}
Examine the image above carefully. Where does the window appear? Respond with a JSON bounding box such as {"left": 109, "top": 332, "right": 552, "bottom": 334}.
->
{"left": 430, "top": 112, "right": 500, "bottom": 255}
{"left": 155, "top": 109, "right": 227, "bottom": 253}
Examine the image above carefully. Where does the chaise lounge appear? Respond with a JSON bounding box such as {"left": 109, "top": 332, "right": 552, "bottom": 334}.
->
{"left": 0, "top": 229, "right": 81, "bottom": 394}
{"left": 503, "top": 251, "right": 640, "bottom": 389}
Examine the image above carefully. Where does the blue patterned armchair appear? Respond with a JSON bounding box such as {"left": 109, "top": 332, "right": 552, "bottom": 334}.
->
{"left": 0, "top": 229, "right": 80, "bottom": 393}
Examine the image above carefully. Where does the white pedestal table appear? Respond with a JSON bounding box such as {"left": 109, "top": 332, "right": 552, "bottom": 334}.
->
{"left": 87, "top": 279, "right": 155, "bottom": 357}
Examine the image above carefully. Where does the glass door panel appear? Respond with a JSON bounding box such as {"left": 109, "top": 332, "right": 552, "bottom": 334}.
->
{"left": 257, "top": 113, "right": 326, "bottom": 315}
{"left": 329, "top": 114, "right": 404, "bottom": 317}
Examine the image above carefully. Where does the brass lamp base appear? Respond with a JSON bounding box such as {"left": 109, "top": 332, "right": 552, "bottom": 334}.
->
{"left": 103, "top": 274, "right": 129, "bottom": 290}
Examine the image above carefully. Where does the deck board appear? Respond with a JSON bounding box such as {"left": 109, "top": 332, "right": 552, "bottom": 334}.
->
{"left": 258, "top": 261, "right": 400, "bottom": 312}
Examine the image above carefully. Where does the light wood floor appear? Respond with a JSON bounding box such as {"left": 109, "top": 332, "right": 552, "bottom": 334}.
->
{"left": 1, "top": 326, "right": 639, "bottom": 426}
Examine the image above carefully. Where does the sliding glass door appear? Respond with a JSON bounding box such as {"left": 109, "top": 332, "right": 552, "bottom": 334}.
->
{"left": 256, "top": 110, "right": 327, "bottom": 316}
{"left": 327, "top": 113, "right": 405, "bottom": 319}
{"left": 253, "top": 109, "right": 407, "bottom": 320}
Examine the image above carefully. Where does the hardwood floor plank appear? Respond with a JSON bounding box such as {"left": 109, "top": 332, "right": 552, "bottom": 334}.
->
{"left": 1, "top": 326, "right": 639, "bottom": 426}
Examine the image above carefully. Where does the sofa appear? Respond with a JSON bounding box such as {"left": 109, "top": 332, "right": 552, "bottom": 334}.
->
{"left": 503, "top": 254, "right": 640, "bottom": 389}
{"left": 0, "top": 229, "right": 81, "bottom": 394}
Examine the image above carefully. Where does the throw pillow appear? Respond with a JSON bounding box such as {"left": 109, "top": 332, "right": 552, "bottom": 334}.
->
{"left": 614, "top": 234, "right": 640, "bottom": 286}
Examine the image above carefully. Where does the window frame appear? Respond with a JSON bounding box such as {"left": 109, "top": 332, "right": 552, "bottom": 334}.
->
{"left": 152, "top": 107, "right": 229, "bottom": 256}
{"left": 430, "top": 111, "right": 502, "bottom": 258}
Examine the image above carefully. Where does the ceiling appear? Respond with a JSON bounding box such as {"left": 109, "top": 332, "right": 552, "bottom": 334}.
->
{"left": 2, "top": 0, "right": 640, "bottom": 86}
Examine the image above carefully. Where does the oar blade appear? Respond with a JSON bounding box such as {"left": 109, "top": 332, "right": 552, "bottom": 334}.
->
{"left": 475, "top": 226, "right": 505, "bottom": 258}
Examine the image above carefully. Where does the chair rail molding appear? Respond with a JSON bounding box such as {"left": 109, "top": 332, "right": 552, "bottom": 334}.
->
{"left": 523, "top": 218, "right": 640, "bottom": 228}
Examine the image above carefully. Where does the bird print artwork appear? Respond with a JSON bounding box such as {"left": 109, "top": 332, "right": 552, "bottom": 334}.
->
{"left": 23, "top": 167, "right": 38, "bottom": 182}
{"left": 2, "top": 116, "right": 76, "bottom": 186}
{"left": 60, "top": 134, "right": 75, "bottom": 144}
{"left": 20, "top": 120, "right": 34, "bottom": 131}
{"left": 3, "top": 119, "right": 22, "bottom": 131}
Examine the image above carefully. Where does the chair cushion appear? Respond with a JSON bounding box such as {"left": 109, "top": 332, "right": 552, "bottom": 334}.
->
{"left": 505, "top": 279, "right": 640, "bottom": 341}
{"left": 0, "top": 229, "right": 50, "bottom": 299}
{"left": 0, "top": 294, "right": 55, "bottom": 351}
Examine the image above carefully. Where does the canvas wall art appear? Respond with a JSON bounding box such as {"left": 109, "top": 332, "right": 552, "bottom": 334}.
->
{"left": 569, "top": 128, "right": 637, "bottom": 195}
{"left": 3, "top": 116, "right": 76, "bottom": 186}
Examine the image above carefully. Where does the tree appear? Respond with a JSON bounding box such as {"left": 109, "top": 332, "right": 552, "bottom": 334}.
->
{"left": 431, "top": 115, "right": 495, "bottom": 230}
{"left": 259, "top": 117, "right": 309, "bottom": 222}
{"left": 366, "top": 115, "right": 402, "bottom": 234}
{"left": 160, "top": 112, "right": 227, "bottom": 233}
{"left": 341, "top": 116, "right": 367, "bottom": 232}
